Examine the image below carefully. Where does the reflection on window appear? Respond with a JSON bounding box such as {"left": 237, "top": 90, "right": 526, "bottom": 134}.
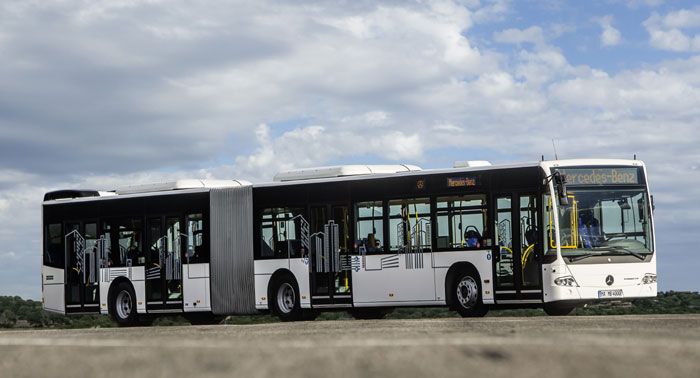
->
{"left": 388, "top": 198, "right": 431, "bottom": 252}
{"left": 186, "top": 213, "right": 207, "bottom": 263}
{"left": 355, "top": 201, "right": 384, "bottom": 254}
{"left": 44, "top": 223, "right": 64, "bottom": 268}
{"left": 548, "top": 189, "right": 653, "bottom": 256}
{"left": 259, "top": 207, "right": 306, "bottom": 259}
{"left": 436, "top": 195, "right": 488, "bottom": 250}
{"left": 105, "top": 218, "right": 143, "bottom": 267}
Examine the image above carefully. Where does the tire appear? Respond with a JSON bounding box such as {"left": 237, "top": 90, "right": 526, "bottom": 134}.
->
{"left": 185, "top": 313, "right": 226, "bottom": 325}
{"left": 270, "top": 274, "right": 303, "bottom": 321}
{"left": 451, "top": 269, "right": 488, "bottom": 317}
{"left": 349, "top": 308, "right": 391, "bottom": 320}
{"left": 110, "top": 281, "right": 139, "bottom": 326}
{"left": 543, "top": 303, "right": 575, "bottom": 316}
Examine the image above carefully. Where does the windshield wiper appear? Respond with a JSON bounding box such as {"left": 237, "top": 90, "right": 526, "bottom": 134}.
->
{"left": 568, "top": 252, "right": 603, "bottom": 262}
{"left": 568, "top": 247, "right": 646, "bottom": 263}
{"left": 606, "top": 246, "right": 646, "bottom": 261}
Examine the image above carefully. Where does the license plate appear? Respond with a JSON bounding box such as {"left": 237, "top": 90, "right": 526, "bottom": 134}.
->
{"left": 598, "top": 289, "right": 623, "bottom": 298}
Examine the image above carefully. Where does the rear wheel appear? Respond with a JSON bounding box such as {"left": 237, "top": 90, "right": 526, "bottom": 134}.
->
{"left": 270, "top": 274, "right": 302, "bottom": 321}
{"left": 110, "top": 281, "right": 139, "bottom": 326}
{"left": 451, "top": 270, "right": 488, "bottom": 317}
{"left": 543, "top": 303, "right": 575, "bottom": 316}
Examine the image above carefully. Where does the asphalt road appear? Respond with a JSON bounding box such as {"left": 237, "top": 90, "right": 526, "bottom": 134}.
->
{"left": 1, "top": 315, "right": 699, "bottom": 378}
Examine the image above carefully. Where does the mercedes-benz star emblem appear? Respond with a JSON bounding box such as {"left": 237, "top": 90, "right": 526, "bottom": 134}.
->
{"left": 605, "top": 275, "right": 614, "bottom": 286}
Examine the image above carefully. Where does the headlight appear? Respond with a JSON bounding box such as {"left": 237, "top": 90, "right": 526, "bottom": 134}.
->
{"left": 642, "top": 273, "right": 657, "bottom": 284}
{"left": 554, "top": 276, "right": 578, "bottom": 287}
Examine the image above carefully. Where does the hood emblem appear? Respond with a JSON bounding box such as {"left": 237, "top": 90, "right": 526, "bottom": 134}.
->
{"left": 605, "top": 275, "right": 614, "bottom": 286}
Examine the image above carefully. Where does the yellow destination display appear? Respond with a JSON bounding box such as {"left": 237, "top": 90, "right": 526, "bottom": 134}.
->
{"left": 447, "top": 176, "right": 477, "bottom": 187}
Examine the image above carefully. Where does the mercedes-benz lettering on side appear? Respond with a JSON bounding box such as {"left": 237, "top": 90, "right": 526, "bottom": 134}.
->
{"left": 41, "top": 160, "right": 656, "bottom": 325}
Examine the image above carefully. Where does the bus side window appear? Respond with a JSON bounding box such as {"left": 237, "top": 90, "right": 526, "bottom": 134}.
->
{"left": 259, "top": 207, "right": 305, "bottom": 259}
{"left": 186, "top": 213, "right": 207, "bottom": 263}
{"left": 435, "top": 195, "right": 488, "bottom": 250}
{"left": 44, "top": 223, "right": 64, "bottom": 268}
{"left": 355, "top": 201, "right": 384, "bottom": 254}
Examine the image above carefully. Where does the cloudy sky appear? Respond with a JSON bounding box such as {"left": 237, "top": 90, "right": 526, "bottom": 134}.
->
{"left": 1, "top": 0, "right": 699, "bottom": 298}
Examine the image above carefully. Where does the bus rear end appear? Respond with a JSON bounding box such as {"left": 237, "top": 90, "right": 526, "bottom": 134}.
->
{"left": 541, "top": 160, "right": 657, "bottom": 311}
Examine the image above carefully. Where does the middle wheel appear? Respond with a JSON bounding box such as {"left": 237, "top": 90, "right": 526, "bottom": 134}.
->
{"left": 270, "top": 274, "right": 303, "bottom": 321}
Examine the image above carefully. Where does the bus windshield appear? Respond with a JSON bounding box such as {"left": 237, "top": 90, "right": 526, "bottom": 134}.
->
{"left": 546, "top": 188, "right": 653, "bottom": 258}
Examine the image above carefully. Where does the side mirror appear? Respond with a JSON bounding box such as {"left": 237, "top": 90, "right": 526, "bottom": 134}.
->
{"left": 554, "top": 171, "right": 569, "bottom": 206}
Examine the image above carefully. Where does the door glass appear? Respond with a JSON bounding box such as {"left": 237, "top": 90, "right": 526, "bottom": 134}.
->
{"left": 519, "top": 196, "right": 539, "bottom": 287}
{"left": 310, "top": 206, "right": 329, "bottom": 295}
{"left": 84, "top": 223, "right": 99, "bottom": 305}
{"left": 332, "top": 206, "right": 351, "bottom": 295}
{"left": 166, "top": 217, "right": 182, "bottom": 300}
{"left": 66, "top": 223, "right": 81, "bottom": 305}
{"left": 496, "top": 197, "right": 514, "bottom": 288}
{"left": 146, "top": 218, "right": 163, "bottom": 302}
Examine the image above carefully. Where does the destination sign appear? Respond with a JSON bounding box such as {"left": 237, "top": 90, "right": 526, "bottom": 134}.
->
{"left": 555, "top": 168, "right": 640, "bottom": 186}
{"left": 447, "top": 176, "right": 478, "bottom": 188}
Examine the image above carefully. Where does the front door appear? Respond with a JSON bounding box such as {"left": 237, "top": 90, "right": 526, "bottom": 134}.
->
{"left": 145, "top": 216, "right": 183, "bottom": 311}
{"left": 493, "top": 193, "right": 543, "bottom": 303}
{"left": 64, "top": 221, "right": 101, "bottom": 313}
{"left": 309, "top": 204, "right": 353, "bottom": 307}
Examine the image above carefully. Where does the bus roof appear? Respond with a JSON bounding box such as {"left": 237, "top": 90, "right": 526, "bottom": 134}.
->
{"left": 43, "top": 159, "right": 646, "bottom": 202}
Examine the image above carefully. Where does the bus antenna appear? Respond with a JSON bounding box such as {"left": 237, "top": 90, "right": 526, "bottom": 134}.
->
{"left": 552, "top": 139, "right": 559, "bottom": 160}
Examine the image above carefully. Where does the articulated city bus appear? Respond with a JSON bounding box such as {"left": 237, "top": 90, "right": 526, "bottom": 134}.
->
{"left": 41, "top": 159, "right": 657, "bottom": 325}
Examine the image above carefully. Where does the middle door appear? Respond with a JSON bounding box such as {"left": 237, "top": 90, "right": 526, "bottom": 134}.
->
{"left": 309, "top": 204, "right": 353, "bottom": 307}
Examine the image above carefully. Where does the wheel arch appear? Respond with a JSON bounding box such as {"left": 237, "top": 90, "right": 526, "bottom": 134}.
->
{"left": 266, "top": 268, "right": 298, "bottom": 303}
{"left": 107, "top": 276, "right": 135, "bottom": 316}
{"left": 444, "top": 262, "right": 480, "bottom": 308}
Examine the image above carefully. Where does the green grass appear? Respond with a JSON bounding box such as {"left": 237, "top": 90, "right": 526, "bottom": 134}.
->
{"left": 1, "top": 291, "right": 697, "bottom": 329}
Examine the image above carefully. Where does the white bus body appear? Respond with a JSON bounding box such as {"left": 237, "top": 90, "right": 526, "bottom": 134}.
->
{"left": 41, "top": 160, "right": 657, "bottom": 324}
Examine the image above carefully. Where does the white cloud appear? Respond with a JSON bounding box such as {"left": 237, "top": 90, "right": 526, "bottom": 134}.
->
{"left": 493, "top": 26, "right": 546, "bottom": 47}
{"left": 644, "top": 8, "right": 700, "bottom": 52}
{"left": 1, "top": 0, "right": 700, "bottom": 296}
{"left": 597, "top": 15, "right": 622, "bottom": 47}
{"left": 471, "top": 0, "right": 511, "bottom": 24}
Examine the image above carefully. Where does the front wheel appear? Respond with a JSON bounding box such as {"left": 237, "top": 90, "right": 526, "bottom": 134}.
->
{"left": 270, "top": 274, "right": 302, "bottom": 321}
{"left": 110, "top": 282, "right": 139, "bottom": 326}
{"left": 451, "top": 271, "right": 488, "bottom": 317}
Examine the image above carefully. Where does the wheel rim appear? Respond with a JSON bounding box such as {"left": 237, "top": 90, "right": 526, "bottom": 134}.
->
{"left": 277, "top": 283, "right": 296, "bottom": 314}
{"left": 456, "top": 275, "right": 478, "bottom": 309}
{"left": 115, "top": 290, "right": 132, "bottom": 319}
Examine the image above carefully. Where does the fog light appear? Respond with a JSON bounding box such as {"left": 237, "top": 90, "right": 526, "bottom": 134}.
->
{"left": 554, "top": 276, "right": 578, "bottom": 287}
{"left": 642, "top": 273, "right": 657, "bottom": 284}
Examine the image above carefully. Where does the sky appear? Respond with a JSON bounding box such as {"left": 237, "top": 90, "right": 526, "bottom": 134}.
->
{"left": 1, "top": 0, "right": 699, "bottom": 299}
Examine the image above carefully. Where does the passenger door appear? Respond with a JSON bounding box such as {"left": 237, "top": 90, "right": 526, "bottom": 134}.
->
{"left": 493, "top": 193, "right": 542, "bottom": 303}
{"left": 64, "top": 221, "right": 101, "bottom": 313}
{"left": 308, "top": 204, "right": 353, "bottom": 307}
{"left": 145, "top": 216, "right": 183, "bottom": 311}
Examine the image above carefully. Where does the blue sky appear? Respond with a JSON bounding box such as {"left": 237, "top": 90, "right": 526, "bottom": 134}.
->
{"left": 1, "top": 0, "right": 699, "bottom": 298}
